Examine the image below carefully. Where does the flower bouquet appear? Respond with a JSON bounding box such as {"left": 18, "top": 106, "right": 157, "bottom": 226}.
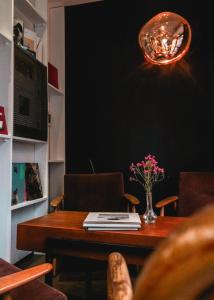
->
{"left": 129, "top": 154, "right": 164, "bottom": 223}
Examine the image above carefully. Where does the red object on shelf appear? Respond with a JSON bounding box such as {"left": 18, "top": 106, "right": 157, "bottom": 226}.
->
{"left": 0, "top": 106, "right": 8, "bottom": 135}
{"left": 48, "top": 62, "right": 58, "bottom": 89}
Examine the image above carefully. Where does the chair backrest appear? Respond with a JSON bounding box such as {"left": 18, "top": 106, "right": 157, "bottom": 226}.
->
{"left": 108, "top": 204, "right": 214, "bottom": 300}
{"left": 64, "top": 172, "right": 126, "bottom": 211}
{"left": 178, "top": 172, "right": 214, "bottom": 216}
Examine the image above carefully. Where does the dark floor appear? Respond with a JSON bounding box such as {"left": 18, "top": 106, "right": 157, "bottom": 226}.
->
{"left": 16, "top": 253, "right": 139, "bottom": 300}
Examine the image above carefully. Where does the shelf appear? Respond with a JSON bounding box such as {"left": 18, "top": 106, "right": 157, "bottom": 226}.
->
{"left": 48, "top": 159, "right": 64, "bottom": 163}
{"left": 48, "top": 83, "right": 64, "bottom": 96}
{"left": 13, "top": 136, "right": 47, "bottom": 144}
{"left": 0, "top": 32, "right": 12, "bottom": 47}
{"left": 0, "top": 134, "right": 12, "bottom": 142}
{"left": 14, "top": 0, "right": 46, "bottom": 24}
{"left": 11, "top": 196, "right": 48, "bottom": 211}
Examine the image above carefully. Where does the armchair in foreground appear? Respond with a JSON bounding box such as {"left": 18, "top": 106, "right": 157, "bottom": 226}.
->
{"left": 0, "top": 260, "right": 67, "bottom": 300}
{"left": 108, "top": 203, "right": 214, "bottom": 300}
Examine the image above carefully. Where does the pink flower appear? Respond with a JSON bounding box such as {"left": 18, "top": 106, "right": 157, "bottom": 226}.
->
{"left": 129, "top": 154, "right": 164, "bottom": 192}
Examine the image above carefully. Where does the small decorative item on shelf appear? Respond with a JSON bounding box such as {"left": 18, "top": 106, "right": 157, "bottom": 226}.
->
{"left": 13, "top": 18, "right": 24, "bottom": 46}
{"left": 48, "top": 113, "right": 51, "bottom": 127}
{"left": 48, "top": 62, "right": 59, "bottom": 89}
{"left": 0, "top": 106, "right": 8, "bottom": 135}
{"left": 24, "top": 28, "right": 40, "bottom": 52}
{"left": 129, "top": 154, "right": 164, "bottom": 224}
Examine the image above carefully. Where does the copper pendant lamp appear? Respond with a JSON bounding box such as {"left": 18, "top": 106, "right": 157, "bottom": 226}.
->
{"left": 138, "top": 12, "right": 192, "bottom": 65}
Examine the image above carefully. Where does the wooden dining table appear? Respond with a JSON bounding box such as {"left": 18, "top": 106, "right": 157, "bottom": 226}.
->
{"left": 17, "top": 211, "right": 188, "bottom": 268}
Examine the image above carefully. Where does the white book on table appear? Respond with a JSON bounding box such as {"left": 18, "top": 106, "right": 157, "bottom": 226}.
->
{"left": 86, "top": 227, "right": 140, "bottom": 231}
{"left": 83, "top": 212, "right": 141, "bottom": 229}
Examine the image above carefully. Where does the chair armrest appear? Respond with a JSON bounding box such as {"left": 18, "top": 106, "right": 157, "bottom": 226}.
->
{"left": 0, "top": 263, "right": 52, "bottom": 295}
{"left": 155, "top": 196, "right": 178, "bottom": 216}
{"left": 124, "top": 193, "right": 140, "bottom": 213}
{"left": 50, "top": 195, "right": 64, "bottom": 211}
{"left": 124, "top": 193, "right": 140, "bottom": 205}
{"left": 108, "top": 252, "right": 133, "bottom": 300}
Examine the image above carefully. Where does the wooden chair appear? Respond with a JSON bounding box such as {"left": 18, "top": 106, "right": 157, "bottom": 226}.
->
{"left": 0, "top": 260, "right": 67, "bottom": 300}
{"left": 108, "top": 203, "right": 214, "bottom": 300}
{"left": 155, "top": 172, "right": 214, "bottom": 216}
{"left": 50, "top": 172, "right": 140, "bottom": 212}
{"left": 49, "top": 172, "right": 140, "bottom": 296}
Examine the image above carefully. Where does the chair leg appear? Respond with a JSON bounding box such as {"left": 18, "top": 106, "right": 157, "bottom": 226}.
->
{"left": 45, "top": 238, "right": 55, "bottom": 286}
{"left": 45, "top": 265, "right": 53, "bottom": 286}
{"left": 52, "top": 258, "right": 57, "bottom": 277}
{"left": 45, "top": 253, "right": 53, "bottom": 286}
{"left": 1, "top": 293, "right": 13, "bottom": 300}
{"left": 160, "top": 206, "right": 165, "bottom": 216}
{"left": 85, "top": 270, "right": 92, "bottom": 298}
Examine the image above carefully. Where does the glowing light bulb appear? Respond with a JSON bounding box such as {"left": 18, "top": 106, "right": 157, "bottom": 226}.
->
{"left": 138, "top": 12, "right": 192, "bottom": 65}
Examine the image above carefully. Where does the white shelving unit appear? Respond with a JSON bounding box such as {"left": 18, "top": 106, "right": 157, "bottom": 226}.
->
{"left": 49, "top": 160, "right": 65, "bottom": 163}
{"left": 14, "top": 0, "right": 46, "bottom": 24}
{"left": 48, "top": 83, "right": 64, "bottom": 97}
{"left": 0, "top": 134, "right": 12, "bottom": 141}
{"left": 0, "top": 33, "right": 12, "bottom": 47}
{"left": 13, "top": 136, "right": 47, "bottom": 144}
{"left": 11, "top": 196, "right": 48, "bottom": 211}
{"left": 48, "top": 6, "right": 65, "bottom": 202}
{"left": 0, "top": 0, "right": 14, "bottom": 263}
{"left": 0, "top": 1, "right": 13, "bottom": 45}
{"left": 0, "top": 0, "right": 49, "bottom": 263}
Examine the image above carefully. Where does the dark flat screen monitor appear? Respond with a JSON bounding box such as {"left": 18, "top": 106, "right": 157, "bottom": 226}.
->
{"left": 14, "top": 45, "right": 48, "bottom": 141}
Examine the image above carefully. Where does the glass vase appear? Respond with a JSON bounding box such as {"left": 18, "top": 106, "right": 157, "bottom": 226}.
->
{"left": 143, "top": 191, "right": 157, "bottom": 224}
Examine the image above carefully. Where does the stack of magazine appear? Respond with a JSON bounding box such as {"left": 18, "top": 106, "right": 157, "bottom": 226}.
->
{"left": 83, "top": 212, "right": 141, "bottom": 231}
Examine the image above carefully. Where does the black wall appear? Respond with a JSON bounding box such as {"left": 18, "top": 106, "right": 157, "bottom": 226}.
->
{"left": 65, "top": 0, "right": 214, "bottom": 209}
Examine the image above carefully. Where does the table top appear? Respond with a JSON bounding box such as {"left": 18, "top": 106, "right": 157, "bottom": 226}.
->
{"left": 17, "top": 211, "right": 188, "bottom": 252}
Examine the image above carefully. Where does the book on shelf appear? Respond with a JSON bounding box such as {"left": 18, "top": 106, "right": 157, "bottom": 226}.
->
{"left": 0, "top": 106, "right": 8, "bottom": 135}
{"left": 83, "top": 212, "right": 141, "bottom": 231}
{"left": 25, "top": 163, "right": 43, "bottom": 200}
{"left": 48, "top": 62, "right": 59, "bottom": 88}
{"left": 12, "top": 163, "right": 26, "bottom": 205}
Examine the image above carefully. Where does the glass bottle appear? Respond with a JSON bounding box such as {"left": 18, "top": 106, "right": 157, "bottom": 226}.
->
{"left": 143, "top": 191, "right": 157, "bottom": 224}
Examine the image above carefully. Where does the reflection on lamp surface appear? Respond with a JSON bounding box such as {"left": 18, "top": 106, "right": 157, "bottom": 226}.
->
{"left": 138, "top": 12, "right": 192, "bottom": 65}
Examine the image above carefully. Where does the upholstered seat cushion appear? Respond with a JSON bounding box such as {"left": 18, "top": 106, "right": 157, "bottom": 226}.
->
{"left": 0, "top": 259, "right": 67, "bottom": 300}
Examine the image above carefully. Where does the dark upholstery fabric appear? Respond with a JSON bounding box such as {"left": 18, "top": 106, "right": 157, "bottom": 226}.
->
{"left": 61, "top": 172, "right": 128, "bottom": 288}
{"left": 64, "top": 172, "right": 126, "bottom": 211}
{"left": 178, "top": 172, "right": 214, "bottom": 216}
{"left": 0, "top": 258, "right": 67, "bottom": 300}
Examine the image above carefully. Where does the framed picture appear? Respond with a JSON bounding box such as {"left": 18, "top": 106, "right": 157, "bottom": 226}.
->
{"left": 0, "top": 106, "right": 8, "bottom": 135}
